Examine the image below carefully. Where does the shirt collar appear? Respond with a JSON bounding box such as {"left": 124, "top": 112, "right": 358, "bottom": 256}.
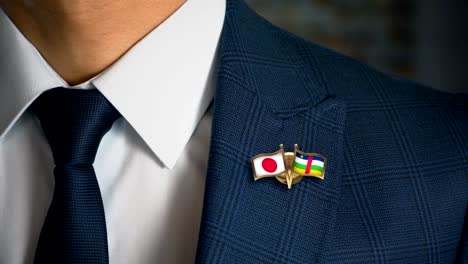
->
{"left": 0, "top": 0, "right": 226, "bottom": 169}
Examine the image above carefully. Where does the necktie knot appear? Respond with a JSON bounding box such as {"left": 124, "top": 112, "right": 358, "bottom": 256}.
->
{"left": 31, "top": 88, "right": 121, "bottom": 165}
{"left": 32, "top": 87, "right": 118, "bottom": 263}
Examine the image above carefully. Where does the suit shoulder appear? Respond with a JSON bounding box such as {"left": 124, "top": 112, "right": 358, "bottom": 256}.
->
{"left": 230, "top": 2, "right": 467, "bottom": 116}
{"left": 275, "top": 24, "right": 467, "bottom": 111}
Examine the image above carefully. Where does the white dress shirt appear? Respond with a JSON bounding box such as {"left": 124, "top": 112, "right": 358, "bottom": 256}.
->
{"left": 0, "top": 0, "right": 225, "bottom": 263}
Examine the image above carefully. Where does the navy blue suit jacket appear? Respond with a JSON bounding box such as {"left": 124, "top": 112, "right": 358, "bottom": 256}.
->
{"left": 196, "top": 1, "right": 468, "bottom": 263}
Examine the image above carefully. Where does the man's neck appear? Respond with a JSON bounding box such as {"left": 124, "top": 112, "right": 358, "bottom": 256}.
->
{"left": 0, "top": 0, "right": 186, "bottom": 85}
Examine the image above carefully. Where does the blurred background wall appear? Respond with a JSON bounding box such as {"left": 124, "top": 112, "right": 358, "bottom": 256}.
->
{"left": 245, "top": 0, "right": 467, "bottom": 93}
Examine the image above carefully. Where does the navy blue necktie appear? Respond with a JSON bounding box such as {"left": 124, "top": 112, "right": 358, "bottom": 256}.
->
{"left": 32, "top": 88, "right": 120, "bottom": 264}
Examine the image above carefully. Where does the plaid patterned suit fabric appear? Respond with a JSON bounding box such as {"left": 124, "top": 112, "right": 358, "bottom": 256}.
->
{"left": 195, "top": 0, "right": 468, "bottom": 263}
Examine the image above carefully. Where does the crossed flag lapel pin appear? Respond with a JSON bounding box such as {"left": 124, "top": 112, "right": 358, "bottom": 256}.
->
{"left": 250, "top": 144, "right": 327, "bottom": 189}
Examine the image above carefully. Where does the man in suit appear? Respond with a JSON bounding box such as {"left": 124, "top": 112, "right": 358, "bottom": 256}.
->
{"left": 0, "top": 0, "right": 466, "bottom": 263}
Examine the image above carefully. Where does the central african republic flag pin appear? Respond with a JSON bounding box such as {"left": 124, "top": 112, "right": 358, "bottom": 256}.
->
{"left": 251, "top": 144, "right": 327, "bottom": 189}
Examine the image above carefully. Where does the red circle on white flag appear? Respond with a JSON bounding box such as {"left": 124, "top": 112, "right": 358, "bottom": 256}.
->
{"left": 262, "top": 158, "right": 277, "bottom": 173}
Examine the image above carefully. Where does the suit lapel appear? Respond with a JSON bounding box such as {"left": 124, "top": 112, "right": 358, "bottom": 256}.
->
{"left": 196, "top": 1, "right": 348, "bottom": 262}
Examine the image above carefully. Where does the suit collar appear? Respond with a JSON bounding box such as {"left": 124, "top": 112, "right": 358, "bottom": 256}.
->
{"left": 217, "top": 0, "right": 330, "bottom": 114}
{"left": 196, "top": 0, "right": 347, "bottom": 262}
